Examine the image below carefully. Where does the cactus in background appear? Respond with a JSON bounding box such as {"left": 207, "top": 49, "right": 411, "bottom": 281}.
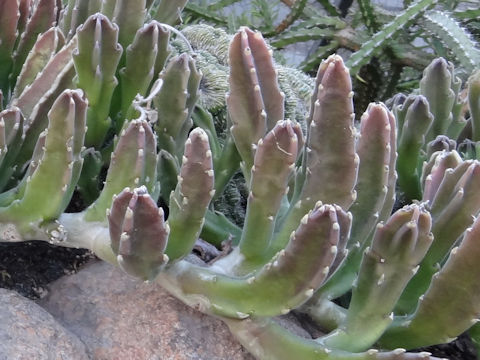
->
{"left": 184, "top": 0, "right": 479, "bottom": 74}
{"left": 2, "top": 1, "right": 480, "bottom": 358}
{"left": 184, "top": 0, "right": 480, "bottom": 121}
{"left": 422, "top": 10, "right": 480, "bottom": 77}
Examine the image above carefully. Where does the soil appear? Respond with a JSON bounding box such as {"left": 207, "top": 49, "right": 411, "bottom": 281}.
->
{"left": 416, "top": 334, "right": 478, "bottom": 360}
{"left": 0, "top": 241, "right": 93, "bottom": 299}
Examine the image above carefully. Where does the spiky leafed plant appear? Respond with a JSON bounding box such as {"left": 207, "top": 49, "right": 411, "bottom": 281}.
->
{"left": 183, "top": 0, "right": 480, "bottom": 116}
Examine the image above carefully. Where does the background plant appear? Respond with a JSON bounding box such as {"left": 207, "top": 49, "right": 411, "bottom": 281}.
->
{"left": 183, "top": 0, "right": 480, "bottom": 115}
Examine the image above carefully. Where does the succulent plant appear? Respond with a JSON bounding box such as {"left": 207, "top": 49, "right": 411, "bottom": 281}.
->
{"left": 2, "top": 1, "right": 480, "bottom": 359}
{"left": 0, "top": 0, "right": 203, "bottom": 207}
{"left": 392, "top": 56, "right": 480, "bottom": 201}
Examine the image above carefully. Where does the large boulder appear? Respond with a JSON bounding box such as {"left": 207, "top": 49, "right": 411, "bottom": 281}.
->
{"left": 0, "top": 288, "right": 89, "bottom": 360}
{"left": 39, "top": 260, "right": 254, "bottom": 360}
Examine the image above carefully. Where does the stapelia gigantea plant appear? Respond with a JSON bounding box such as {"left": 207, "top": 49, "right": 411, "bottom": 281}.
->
{"left": 1, "top": 1, "right": 480, "bottom": 359}
{"left": 392, "top": 57, "right": 464, "bottom": 201}
{"left": 0, "top": 0, "right": 213, "bottom": 228}
{"left": 392, "top": 56, "right": 480, "bottom": 203}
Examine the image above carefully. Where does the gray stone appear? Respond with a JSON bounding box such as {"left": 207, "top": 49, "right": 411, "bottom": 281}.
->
{"left": 39, "top": 260, "right": 254, "bottom": 360}
{"left": 0, "top": 288, "right": 89, "bottom": 360}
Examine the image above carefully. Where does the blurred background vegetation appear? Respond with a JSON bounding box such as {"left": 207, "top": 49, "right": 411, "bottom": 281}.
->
{"left": 180, "top": 0, "right": 480, "bottom": 115}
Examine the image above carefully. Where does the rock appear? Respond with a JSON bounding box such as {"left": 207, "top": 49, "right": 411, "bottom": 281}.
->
{"left": 39, "top": 260, "right": 254, "bottom": 360}
{"left": 0, "top": 288, "right": 89, "bottom": 360}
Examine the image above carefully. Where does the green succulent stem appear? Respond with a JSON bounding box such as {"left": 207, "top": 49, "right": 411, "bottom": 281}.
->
{"left": 0, "top": 0, "right": 19, "bottom": 96}
{"left": 395, "top": 95, "right": 433, "bottom": 200}
{"left": 468, "top": 70, "right": 480, "bottom": 141}
{"left": 380, "top": 215, "right": 480, "bottom": 349}
{"left": 165, "top": 128, "right": 214, "bottom": 262}
{"left": 0, "top": 89, "right": 87, "bottom": 232}
{"left": 73, "top": 13, "right": 123, "bottom": 148}
{"left": 200, "top": 209, "right": 242, "bottom": 247}
{"left": 224, "top": 317, "right": 441, "bottom": 360}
